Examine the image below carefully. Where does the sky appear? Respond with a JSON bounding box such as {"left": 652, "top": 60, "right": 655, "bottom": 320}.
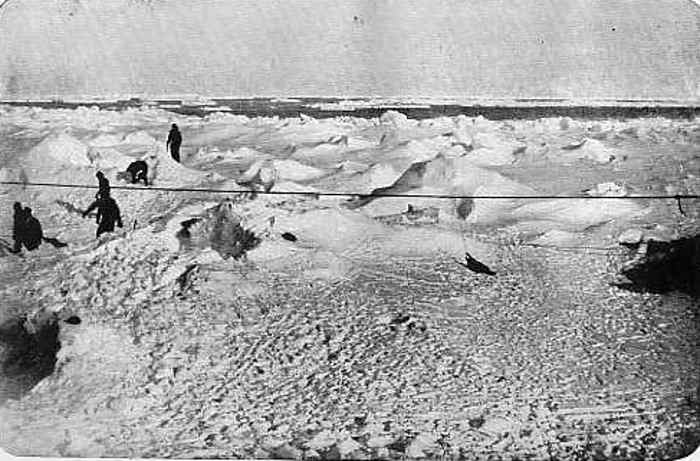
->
{"left": 0, "top": 0, "right": 698, "bottom": 100}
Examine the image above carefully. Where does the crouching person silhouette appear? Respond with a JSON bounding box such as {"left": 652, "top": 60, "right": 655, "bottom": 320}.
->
{"left": 12, "top": 204, "right": 42, "bottom": 251}
{"left": 117, "top": 160, "right": 149, "bottom": 186}
{"left": 10, "top": 202, "right": 68, "bottom": 254}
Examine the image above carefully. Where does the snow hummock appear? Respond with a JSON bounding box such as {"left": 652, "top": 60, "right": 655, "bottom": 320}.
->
{"left": 123, "top": 131, "right": 159, "bottom": 146}
{"left": 86, "top": 147, "right": 135, "bottom": 170}
{"left": 512, "top": 198, "right": 646, "bottom": 232}
{"left": 24, "top": 132, "right": 92, "bottom": 168}
{"left": 87, "top": 133, "right": 125, "bottom": 147}
{"left": 237, "top": 159, "right": 278, "bottom": 188}
{"left": 466, "top": 132, "right": 526, "bottom": 166}
{"left": 2, "top": 105, "right": 682, "bottom": 259}
{"left": 585, "top": 182, "right": 628, "bottom": 197}
{"left": 141, "top": 143, "right": 223, "bottom": 185}
{"left": 561, "top": 138, "right": 618, "bottom": 163}
{"left": 272, "top": 159, "right": 328, "bottom": 182}
{"left": 379, "top": 110, "right": 411, "bottom": 128}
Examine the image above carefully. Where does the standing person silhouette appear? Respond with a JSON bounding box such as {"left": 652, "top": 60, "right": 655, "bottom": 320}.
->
{"left": 11, "top": 202, "right": 28, "bottom": 253}
{"left": 22, "top": 207, "right": 43, "bottom": 250}
{"left": 83, "top": 171, "right": 111, "bottom": 217}
{"left": 166, "top": 124, "right": 182, "bottom": 163}
{"left": 83, "top": 191, "right": 123, "bottom": 238}
{"left": 95, "top": 194, "right": 123, "bottom": 238}
{"left": 95, "top": 171, "right": 110, "bottom": 199}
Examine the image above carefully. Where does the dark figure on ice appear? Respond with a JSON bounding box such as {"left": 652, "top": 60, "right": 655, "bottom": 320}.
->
{"left": 95, "top": 171, "right": 111, "bottom": 199}
{"left": 166, "top": 123, "right": 182, "bottom": 163}
{"left": 124, "top": 160, "right": 149, "bottom": 186}
{"left": 9, "top": 202, "right": 67, "bottom": 254}
{"left": 11, "top": 204, "right": 43, "bottom": 252}
{"left": 11, "top": 202, "right": 28, "bottom": 253}
{"left": 83, "top": 171, "right": 112, "bottom": 217}
{"left": 458, "top": 251, "right": 496, "bottom": 276}
{"left": 22, "top": 207, "right": 44, "bottom": 250}
{"left": 90, "top": 195, "right": 123, "bottom": 238}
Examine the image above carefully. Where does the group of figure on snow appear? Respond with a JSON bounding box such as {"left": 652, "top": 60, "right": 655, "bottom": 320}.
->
{"left": 8, "top": 123, "right": 497, "bottom": 276}
{"left": 9, "top": 124, "right": 183, "bottom": 254}
{"left": 10, "top": 203, "right": 44, "bottom": 253}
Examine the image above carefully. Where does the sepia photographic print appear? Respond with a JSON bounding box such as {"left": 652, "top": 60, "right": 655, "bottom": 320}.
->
{"left": 0, "top": 0, "right": 699, "bottom": 459}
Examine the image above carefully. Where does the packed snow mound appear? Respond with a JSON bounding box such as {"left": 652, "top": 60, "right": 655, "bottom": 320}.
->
{"left": 185, "top": 123, "right": 255, "bottom": 147}
{"left": 379, "top": 110, "right": 411, "bottom": 128}
{"left": 272, "top": 159, "right": 328, "bottom": 182}
{"left": 334, "top": 160, "right": 370, "bottom": 174}
{"left": 87, "top": 133, "right": 125, "bottom": 147}
{"left": 237, "top": 159, "right": 278, "bottom": 190}
{"left": 23, "top": 132, "right": 92, "bottom": 169}
{"left": 334, "top": 136, "right": 448, "bottom": 187}
{"left": 300, "top": 250, "right": 356, "bottom": 281}
{"left": 512, "top": 198, "right": 646, "bottom": 232}
{"left": 561, "top": 138, "right": 617, "bottom": 163}
{"left": 464, "top": 132, "right": 527, "bottom": 166}
{"left": 289, "top": 143, "right": 351, "bottom": 168}
{"left": 465, "top": 189, "right": 644, "bottom": 232}
{"left": 0, "top": 167, "right": 19, "bottom": 184}
{"left": 192, "top": 146, "right": 270, "bottom": 169}
{"left": 381, "top": 227, "right": 495, "bottom": 262}
{"left": 273, "top": 119, "right": 352, "bottom": 145}
{"left": 123, "top": 131, "right": 159, "bottom": 146}
{"left": 465, "top": 146, "right": 517, "bottom": 167}
{"left": 531, "top": 230, "right": 581, "bottom": 246}
{"left": 465, "top": 183, "right": 538, "bottom": 225}
{"left": 0, "top": 106, "right": 185, "bottom": 134}
{"left": 470, "top": 115, "right": 500, "bottom": 132}
{"left": 419, "top": 116, "right": 455, "bottom": 132}
{"left": 345, "top": 155, "right": 536, "bottom": 211}
{"left": 273, "top": 209, "right": 385, "bottom": 253}
{"left": 451, "top": 118, "right": 474, "bottom": 149}
{"left": 585, "top": 182, "right": 628, "bottom": 197}
{"left": 471, "top": 132, "right": 510, "bottom": 150}
{"left": 358, "top": 186, "right": 446, "bottom": 218}
{"left": 392, "top": 137, "right": 453, "bottom": 162}
{"left": 141, "top": 145, "right": 222, "bottom": 185}
{"left": 377, "top": 128, "right": 401, "bottom": 148}
{"left": 86, "top": 147, "right": 135, "bottom": 170}
{"left": 341, "top": 136, "right": 375, "bottom": 151}
{"left": 191, "top": 146, "right": 227, "bottom": 163}
{"left": 227, "top": 146, "right": 270, "bottom": 165}
{"left": 422, "top": 157, "right": 534, "bottom": 195}
{"left": 353, "top": 163, "right": 410, "bottom": 195}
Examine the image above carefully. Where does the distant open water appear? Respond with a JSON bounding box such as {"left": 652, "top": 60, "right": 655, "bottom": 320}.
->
{"left": 2, "top": 98, "right": 698, "bottom": 120}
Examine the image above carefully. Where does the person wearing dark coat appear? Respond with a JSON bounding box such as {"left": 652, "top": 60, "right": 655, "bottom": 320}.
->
{"left": 95, "top": 195, "right": 123, "bottom": 238}
{"left": 95, "top": 171, "right": 110, "bottom": 199}
{"left": 125, "top": 160, "right": 149, "bottom": 186}
{"left": 22, "top": 207, "right": 43, "bottom": 250}
{"left": 83, "top": 171, "right": 112, "bottom": 217}
{"left": 166, "top": 124, "right": 182, "bottom": 163}
{"left": 10, "top": 203, "right": 66, "bottom": 253}
{"left": 11, "top": 202, "right": 27, "bottom": 253}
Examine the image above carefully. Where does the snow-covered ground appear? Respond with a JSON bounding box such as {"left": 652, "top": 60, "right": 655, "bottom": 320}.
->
{"left": 0, "top": 105, "right": 699, "bottom": 459}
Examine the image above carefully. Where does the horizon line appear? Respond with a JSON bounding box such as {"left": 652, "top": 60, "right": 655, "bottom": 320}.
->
{"left": 1, "top": 95, "right": 699, "bottom": 108}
